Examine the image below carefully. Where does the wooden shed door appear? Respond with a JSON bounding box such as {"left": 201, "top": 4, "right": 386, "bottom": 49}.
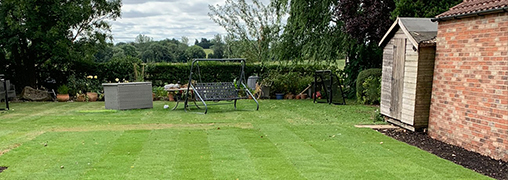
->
{"left": 391, "top": 38, "right": 406, "bottom": 119}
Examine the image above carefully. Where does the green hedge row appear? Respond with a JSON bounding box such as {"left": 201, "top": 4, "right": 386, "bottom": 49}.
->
{"left": 145, "top": 63, "right": 328, "bottom": 87}
{"left": 53, "top": 58, "right": 341, "bottom": 96}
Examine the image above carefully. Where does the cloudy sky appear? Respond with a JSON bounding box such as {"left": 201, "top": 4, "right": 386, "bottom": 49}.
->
{"left": 109, "top": 0, "right": 270, "bottom": 44}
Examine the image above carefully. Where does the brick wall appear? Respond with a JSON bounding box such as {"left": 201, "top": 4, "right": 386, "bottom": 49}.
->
{"left": 429, "top": 12, "right": 508, "bottom": 161}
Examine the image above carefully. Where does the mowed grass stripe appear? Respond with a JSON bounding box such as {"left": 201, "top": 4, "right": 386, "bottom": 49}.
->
{"left": 124, "top": 130, "right": 179, "bottom": 179}
{"left": 83, "top": 130, "right": 150, "bottom": 179}
{"left": 257, "top": 124, "right": 347, "bottom": 179}
{"left": 207, "top": 128, "right": 260, "bottom": 179}
{"left": 236, "top": 129, "right": 306, "bottom": 180}
{"left": 278, "top": 124, "right": 404, "bottom": 179}
{"left": 2, "top": 102, "right": 91, "bottom": 124}
{"left": 173, "top": 130, "right": 213, "bottom": 179}
{"left": 0, "top": 100, "right": 492, "bottom": 179}
{"left": 0, "top": 131, "right": 116, "bottom": 179}
{"left": 40, "top": 131, "right": 121, "bottom": 179}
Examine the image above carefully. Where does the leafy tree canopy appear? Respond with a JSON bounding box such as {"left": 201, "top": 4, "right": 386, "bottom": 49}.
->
{"left": 209, "top": 34, "right": 225, "bottom": 59}
{"left": 0, "top": 0, "right": 121, "bottom": 87}
{"left": 185, "top": 45, "right": 206, "bottom": 60}
{"left": 195, "top": 38, "right": 214, "bottom": 49}
{"left": 336, "top": 0, "right": 395, "bottom": 43}
{"left": 391, "top": 0, "right": 462, "bottom": 19}
{"left": 273, "top": 0, "right": 346, "bottom": 63}
{"left": 209, "top": 0, "right": 283, "bottom": 62}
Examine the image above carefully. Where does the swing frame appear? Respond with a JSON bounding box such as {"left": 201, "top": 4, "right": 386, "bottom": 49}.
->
{"left": 184, "top": 58, "right": 259, "bottom": 114}
{"left": 0, "top": 74, "right": 10, "bottom": 111}
{"left": 313, "top": 70, "right": 346, "bottom": 105}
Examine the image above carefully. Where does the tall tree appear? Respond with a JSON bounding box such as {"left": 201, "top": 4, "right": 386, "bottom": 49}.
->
{"left": 0, "top": 0, "right": 121, "bottom": 88}
{"left": 195, "top": 38, "right": 214, "bottom": 49}
{"left": 185, "top": 45, "right": 206, "bottom": 60}
{"left": 391, "top": 0, "right": 462, "bottom": 19}
{"left": 274, "top": 0, "right": 346, "bottom": 63}
{"left": 180, "top": 36, "right": 190, "bottom": 45}
{"left": 336, "top": 0, "right": 395, "bottom": 43}
{"left": 209, "top": 0, "right": 283, "bottom": 62}
{"left": 210, "top": 34, "right": 225, "bottom": 59}
{"left": 335, "top": 0, "right": 395, "bottom": 97}
{"left": 140, "top": 43, "right": 172, "bottom": 63}
{"left": 120, "top": 44, "right": 138, "bottom": 57}
{"left": 135, "top": 34, "right": 153, "bottom": 44}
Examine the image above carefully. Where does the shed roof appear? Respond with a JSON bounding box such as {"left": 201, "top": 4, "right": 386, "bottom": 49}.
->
{"left": 378, "top": 18, "right": 437, "bottom": 49}
{"left": 436, "top": 0, "right": 508, "bottom": 19}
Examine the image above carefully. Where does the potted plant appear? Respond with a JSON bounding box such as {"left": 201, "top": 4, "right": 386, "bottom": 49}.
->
{"left": 76, "top": 91, "right": 86, "bottom": 102}
{"left": 56, "top": 85, "right": 70, "bottom": 102}
{"left": 264, "top": 70, "right": 286, "bottom": 99}
{"left": 284, "top": 72, "right": 300, "bottom": 99}
{"left": 87, "top": 92, "right": 98, "bottom": 102}
{"left": 85, "top": 75, "right": 101, "bottom": 102}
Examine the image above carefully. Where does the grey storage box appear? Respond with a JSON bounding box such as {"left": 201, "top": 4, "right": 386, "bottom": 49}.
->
{"left": 102, "top": 82, "right": 153, "bottom": 110}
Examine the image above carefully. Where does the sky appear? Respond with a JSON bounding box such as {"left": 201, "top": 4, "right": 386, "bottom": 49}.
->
{"left": 109, "top": 0, "right": 270, "bottom": 44}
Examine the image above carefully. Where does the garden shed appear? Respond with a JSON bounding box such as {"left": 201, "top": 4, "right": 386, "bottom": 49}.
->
{"left": 378, "top": 17, "right": 437, "bottom": 131}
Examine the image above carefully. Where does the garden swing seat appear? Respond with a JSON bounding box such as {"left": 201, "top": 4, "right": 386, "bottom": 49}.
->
{"left": 193, "top": 82, "right": 243, "bottom": 101}
{"left": 184, "top": 59, "right": 259, "bottom": 114}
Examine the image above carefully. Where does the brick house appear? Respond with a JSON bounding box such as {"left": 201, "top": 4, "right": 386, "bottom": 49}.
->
{"left": 430, "top": 0, "right": 508, "bottom": 161}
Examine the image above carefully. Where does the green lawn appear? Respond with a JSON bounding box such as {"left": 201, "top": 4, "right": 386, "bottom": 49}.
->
{"left": 0, "top": 100, "right": 489, "bottom": 179}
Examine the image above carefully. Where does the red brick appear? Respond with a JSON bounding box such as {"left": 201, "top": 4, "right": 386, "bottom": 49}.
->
{"left": 429, "top": 12, "right": 508, "bottom": 161}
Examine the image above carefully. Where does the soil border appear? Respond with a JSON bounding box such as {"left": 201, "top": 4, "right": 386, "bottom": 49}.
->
{"left": 375, "top": 128, "right": 507, "bottom": 180}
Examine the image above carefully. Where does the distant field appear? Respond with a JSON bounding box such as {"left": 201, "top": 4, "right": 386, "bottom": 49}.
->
{"left": 204, "top": 49, "right": 213, "bottom": 58}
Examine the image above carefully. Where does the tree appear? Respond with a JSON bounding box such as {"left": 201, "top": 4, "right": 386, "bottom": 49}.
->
{"left": 181, "top": 36, "right": 190, "bottom": 45}
{"left": 336, "top": 0, "right": 395, "bottom": 43}
{"left": 135, "top": 34, "right": 153, "bottom": 44}
{"left": 335, "top": 0, "right": 395, "bottom": 97}
{"left": 185, "top": 45, "right": 206, "bottom": 60}
{"left": 391, "top": 0, "right": 462, "bottom": 19}
{"left": 120, "top": 44, "right": 138, "bottom": 57}
{"left": 209, "top": 0, "right": 283, "bottom": 62}
{"left": 274, "top": 0, "right": 346, "bottom": 63}
{"left": 210, "top": 34, "right": 225, "bottom": 59}
{"left": 140, "top": 43, "right": 172, "bottom": 63}
{"left": 0, "top": 0, "right": 121, "bottom": 88}
{"left": 195, "top": 38, "right": 214, "bottom": 49}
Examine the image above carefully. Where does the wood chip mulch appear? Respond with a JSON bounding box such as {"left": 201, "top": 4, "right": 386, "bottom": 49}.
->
{"left": 375, "top": 128, "right": 508, "bottom": 180}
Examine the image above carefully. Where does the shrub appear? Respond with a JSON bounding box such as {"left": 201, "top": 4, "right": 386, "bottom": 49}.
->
{"left": 57, "top": 85, "right": 69, "bottom": 94}
{"left": 297, "top": 76, "right": 314, "bottom": 94}
{"left": 356, "top": 68, "right": 382, "bottom": 104}
{"left": 371, "top": 109, "right": 384, "bottom": 122}
{"left": 361, "top": 76, "right": 381, "bottom": 104}
{"left": 100, "top": 56, "right": 143, "bottom": 83}
{"left": 152, "top": 86, "right": 167, "bottom": 100}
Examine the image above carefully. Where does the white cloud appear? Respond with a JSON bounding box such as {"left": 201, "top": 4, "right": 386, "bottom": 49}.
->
{"left": 109, "top": 0, "right": 271, "bottom": 44}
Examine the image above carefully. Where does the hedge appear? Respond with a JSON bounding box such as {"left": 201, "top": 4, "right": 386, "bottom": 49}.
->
{"left": 356, "top": 68, "right": 382, "bottom": 104}
{"left": 145, "top": 63, "right": 327, "bottom": 87}
{"left": 54, "top": 58, "right": 341, "bottom": 96}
